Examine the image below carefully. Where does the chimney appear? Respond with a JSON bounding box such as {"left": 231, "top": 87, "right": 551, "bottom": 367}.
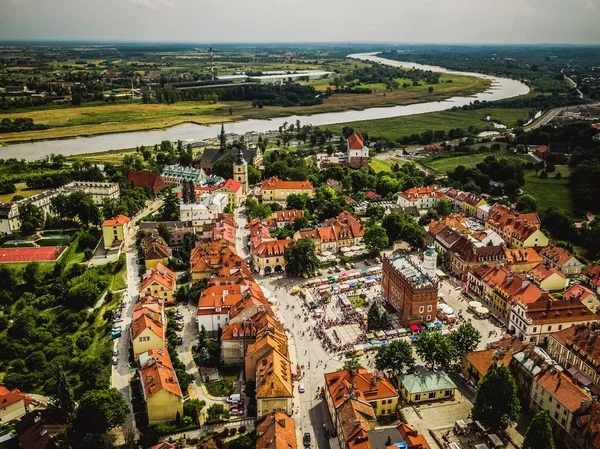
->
{"left": 278, "top": 418, "right": 286, "bottom": 428}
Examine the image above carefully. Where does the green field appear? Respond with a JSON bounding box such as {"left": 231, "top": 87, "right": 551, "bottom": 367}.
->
{"left": 522, "top": 166, "right": 574, "bottom": 216}
{"left": 328, "top": 108, "right": 533, "bottom": 142}
{"left": 421, "top": 147, "right": 536, "bottom": 174}
{"left": 369, "top": 157, "right": 406, "bottom": 172}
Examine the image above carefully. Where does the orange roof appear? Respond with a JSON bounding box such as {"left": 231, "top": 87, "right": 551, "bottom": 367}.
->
{"left": 139, "top": 263, "right": 176, "bottom": 292}
{"left": 534, "top": 369, "right": 590, "bottom": 412}
{"left": 540, "top": 245, "right": 580, "bottom": 267}
{"left": 537, "top": 145, "right": 550, "bottom": 154}
{"left": 261, "top": 176, "right": 314, "bottom": 192}
{"left": 133, "top": 296, "right": 164, "bottom": 318}
{"left": 296, "top": 228, "right": 320, "bottom": 240}
{"left": 525, "top": 296, "right": 596, "bottom": 326}
{"left": 504, "top": 247, "right": 543, "bottom": 266}
{"left": 464, "top": 348, "right": 513, "bottom": 377}
{"left": 102, "top": 214, "right": 130, "bottom": 227}
{"left": 530, "top": 263, "right": 565, "bottom": 282}
{"left": 397, "top": 422, "right": 431, "bottom": 449}
{"left": 337, "top": 398, "right": 375, "bottom": 449}
{"left": 399, "top": 185, "right": 444, "bottom": 201}
{"left": 254, "top": 239, "right": 292, "bottom": 258}
{"left": 0, "top": 385, "right": 32, "bottom": 409}
{"left": 427, "top": 213, "right": 469, "bottom": 234}
{"left": 256, "top": 349, "right": 293, "bottom": 399}
{"left": 273, "top": 209, "right": 304, "bottom": 223}
{"left": 140, "top": 351, "right": 183, "bottom": 398}
{"left": 218, "top": 178, "right": 242, "bottom": 193}
{"left": 487, "top": 204, "right": 541, "bottom": 234}
{"left": 197, "top": 284, "right": 243, "bottom": 311}
{"left": 347, "top": 133, "right": 365, "bottom": 150}
{"left": 564, "top": 284, "right": 596, "bottom": 302}
{"left": 324, "top": 368, "right": 397, "bottom": 408}
{"left": 141, "top": 233, "right": 169, "bottom": 260}
{"left": 257, "top": 413, "right": 297, "bottom": 449}
{"left": 126, "top": 170, "right": 165, "bottom": 194}
{"left": 549, "top": 323, "right": 600, "bottom": 367}
{"left": 131, "top": 312, "right": 164, "bottom": 340}
{"left": 190, "top": 241, "right": 250, "bottom": 278}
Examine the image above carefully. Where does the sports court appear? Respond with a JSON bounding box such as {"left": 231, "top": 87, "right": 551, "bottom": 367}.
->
{"left": 0, "top": 246, "right": 67, "bottom": 263}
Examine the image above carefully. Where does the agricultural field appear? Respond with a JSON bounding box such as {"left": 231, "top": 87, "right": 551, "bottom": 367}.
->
{"left": 329, "top": 107, "right": 532, "bottom": 142}
{"left": 522, "top": 166, "right": 574, "bottom": 216}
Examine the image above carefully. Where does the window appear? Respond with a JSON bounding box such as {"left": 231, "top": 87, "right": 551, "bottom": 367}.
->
{"left": 427, "top": 315, "right": 431, "bottom": 321}
{"left": 419, "top": 306, "right": 424, "bottom": 313}
{"left": 548, "top": 326, "right": 552, "bottom": 332}
{"left": 415, "top": 394, "right": 421, "bottom": 401}
{"left": 427, "top": 305, "right": 432, "bottom": 312}
{"left": 558, "top": 325, "right": 562, "bottom": 330}
{"left": 445, "top": 390, "right": 451, "bottom": 397}
{"left": 555, "top": 412, "right": 559, "bottom": 419}
{"left": 561, "top": 418, "right": 566, "bottom": 426}
{"left": 549, "top": 397, "right": 553, "bottom": 403}
{"left": 428, "top": 392, "right": 436, "bottom": 399}
{"left": 533, "top": 327, "right": 537, "bottom": 333}
{"left": 139, "top": 336, "right": 150, "bottom": 342}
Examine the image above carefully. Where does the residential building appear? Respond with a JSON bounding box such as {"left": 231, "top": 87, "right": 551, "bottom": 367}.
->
{"left": 466, "top": 263, "right": 511, "bottom": 307}
{"left": 398, "top": 368, "right": 457, "bottom": 404}
{"left": 197, "top": 284, "right": 244, "bottom": 334}
{"left": 0, "top": 386, "right": 32, "bottom": 423}
{"left": 443, "top": 188, "right": 487, "bottom": 217}
{"left": 126, "top": 170, "right": 165, "bottom": 194}
{"left": 215, "top": 178, "right": 244, "bottom": 208}
{"left": 293, "top": 228, "right": 321, "bottom": 253}
{"left": 547, "top": 323, "right": 600, "bottom": 392}
{"left": 477, "top": 203, "right": 491, "bottom": 222}
{"left": 396, "top": 422, "right": 431, "bottom": 449}
{"left": 381, "top": 256, "right": 438, "bottom": 326}
{"left": 179, "top": 192, "right": 228, "bottom": 225}
{"left": 261, "top": 177, "right": 314, "bottom": 202}
{"left": 583, "top": 263, "right": 600, "bottom": 294}
{"left": 131, "top": 311, "right": 165, "bottom": 355}
{"left": 565, "top": 284, "right": 600, "bottom": 313}
{"left": 253, "top": 239, "right": 292, "bottom": 275}
{"left": 330, "top": 396, "right": 376, "bottom": 449}
{"left": 189, "top": 241, "right": 250, "bottom": 282}
{"left": 529, "top": 368, "right": 591, "bottom": 447}
{"left": 346, "top": 132, "right": 370, "bottom": 168}
{"left": 64, "top": 181, "right": 119, "bottom": 204}
{"left": 141, "top": 232, "right": 170, "bottom": 269}
{"left": 462, "top": 346, "right": 515, "bottom": 386}
{"left": 509, "top": 295, "right": 597, "bottom": 344}
{"left": 139, "top": 349, "right": 184, "bottom": 424}
{"left": 484, "top": 203, "right": 548, "bottom": 248}
{"left": 139, "top": 221, "right": 194, "bottom": 246}
{"left": 272, "top": 209, "right": 304, "bottom": 229}
{"left": 243, "top": 318, "right": 288, "bottom": 375}
{"left": 396, "top": 185, "right": 445, "bottom": 211}
{"left": 256, "top": 412, "right": 297, "bottom": 449}
{"left": 102, "top": 214, "right": 131, "bottom": 250}
{"left": 297, "top": 211, "right": 366, "bottom": 254}
{"left": 324, "top": 368, "right": 398, "bottom": 418}
{"left": 539, "top": 245, "right": 584, "bottom": 276}
{"left": 16, "top": 409, "right": 65, "bottom": 449}
{"left": 535, "top": 145, "right": 550, "bottom": 159}
{"left": 160, "top": 164, "right": 205, "bottom": 187}
{"left": 139, "top": 263, "right": 177, "bottom": 304}
{"left": 256, "top": 348, "right": 293, "bottom": 417}
{"left": 529, "top": 263, "right": 567, "bottom": 291}
{"left": 504, "top": 247, "right": 543, "bottom": 273}
{"left": 510, "top": 346, "right": 557, "bottom": 404}
{"left": 446, "top": 235, "right": 505, "bottom": 280}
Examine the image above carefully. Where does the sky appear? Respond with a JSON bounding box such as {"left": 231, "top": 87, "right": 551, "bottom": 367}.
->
{"left": 1, "top": 0, "right": 600, "bottom": 44}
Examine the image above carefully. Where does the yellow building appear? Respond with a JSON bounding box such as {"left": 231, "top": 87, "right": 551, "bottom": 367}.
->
{"left": 139, "top": 263, "right": 177, "bottom": 304}
{"left": 131, "top": 312, "right": 165, "bottom": 355}
{"left": 215, "top": 178, "right": 244, "bottom": 208}
{"left": 139, "top": 349, "right": 184, "bottom": 424}
{"left": 398, "top": 368, "right": 457, "bottom": 404}
{"left": 256, "top": 349, "right": 293, "bottom": 417}
{"left": 141, "top": 233, "right": 170, "bottom": 270}
{"left": 0, "top": 386, "right": 32, "bottom": 424}
{"left": 505, "top": 248, "right": 543, "bottom": 273}
{"left": 101, "top": 214, "right": 130, "bottom": 250}
{"left": 324, "top": 368, "right": 398, "bottom": 418}
{"left": 293, "top": 229, "right": 321, "bottom": 254}
{"left": 253, "top": 239, "right": 292, "bottom": 276}
{"left": 511, "top": 227, "right": 549, "bottom": 249}
{"left": 260, "top": 177, "right": 314, "bottom": 202}
{"left": 530, "top": 263, "right": 567, "bottom": 292}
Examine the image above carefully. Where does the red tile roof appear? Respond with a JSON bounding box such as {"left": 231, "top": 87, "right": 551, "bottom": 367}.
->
{"left": 504, "top": 248, "right": 543, "bottom": 266}
{"left": 139, "top": 263, "right": 176, "bottom": 292}
{"left": 131, "top": 312, "right": 164, "bottom": 340}
{"left": 530, "top": 263, "right": 566, "bottom": 282}
{"left": 397, "top": 422, "right": 431, "bottom": 449}
{"left": 534, "top": 369, "right": 590, "bottom": 412}
{"left": 324, "top": 368, "right": 397, "bottom": 408}
{"left": 347, "top": 133, "right": 365, "bottom": 150}
{"left": 126, "top": 170, "right": 165, "bottom": 194}
{"left": 256, "top": 349, "right": 293, "bottom": 399}
{"left": 399, "top": 185, "right": 444, "bottom": 201}
{"left": 564, "top": 284, "right": 597, "bottom": 302}
{"left": 273, "top": 209, "right": 304, "bottom": 223}
{"left": 102, "top": 214, "right": 130, "bottom": 227}
{"left": 539, "top": 245, "right": 580, "bottom": 267}
{"left": 254, "top": 239, "right": 292, "bottom": 258}
{"left": 257, "top": 413, "right": 297, "bottom": 449}
{"left": 525, "top": 296, "right": 596, "bottom": 326}
{"left": 219, "top": 178, "right": 242, "bottom": 193}
{"left": 140, "top": 350, "right": 183, "bottom": 399}
{"left": 261, "top": 176, "right": 314, "bottom": 192}
{"left": 0, "top": 385, "right": 32, "bottom": 409}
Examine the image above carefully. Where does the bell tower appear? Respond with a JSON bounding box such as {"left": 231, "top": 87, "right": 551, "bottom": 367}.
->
{"left": 234, "top": 147, "right": 248, "bottom": 197}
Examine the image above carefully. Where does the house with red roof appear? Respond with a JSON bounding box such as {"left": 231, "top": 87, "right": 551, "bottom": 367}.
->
{"left": 397, "top": 185, "right": 446, "bottom": 211}
{"left": 564, "top": 283, "right": 600, "bottom": 313}
{"left": 139, "top": 263, "right": 177, "bottom": 304}
{"left": 539, "top": 245, "right": 583, "bottom": 276}
{"left": 131, "top": 310, "right": 165, "bottom": 355}
{"left": 102, "top": 214, "right": 131, "bottom": 250}
{"left": 0, "top": 385, "right": 32, "bottom": 423}
{"left": 126, "top": 170, "right": 165, "bottom": 194}
{"left": 346, "top": 133, "right": 370, "bottom": 168}
{"left": 261, "top": 177, "right": 315, "bottom": 202}
{"left": 215, "top": 178, "right": 243, "bottom": 207}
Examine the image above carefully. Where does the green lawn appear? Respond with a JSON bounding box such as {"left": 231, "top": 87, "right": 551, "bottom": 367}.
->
{"left": 522, "top": 166, "right": 574, "bottom": 216}
{"left": 204, "top": 367, "right": 239, "bottom": 398}
{"left": 369, "top": 157, "right": 405, "bottom": 173}
{"left": 328, "top": 108, "right": 532, "bottom": 142}
{"left": 422, "top": 147, "right": 536, "bottom": 174}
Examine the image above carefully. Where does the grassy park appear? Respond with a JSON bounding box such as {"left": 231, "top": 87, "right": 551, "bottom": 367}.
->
{"left": 522, "top": 166, "right": 574, "bottom": 216}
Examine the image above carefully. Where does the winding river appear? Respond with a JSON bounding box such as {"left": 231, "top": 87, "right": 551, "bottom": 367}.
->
{"left": 0, "top": 52, "right": 529, "bottom": 161}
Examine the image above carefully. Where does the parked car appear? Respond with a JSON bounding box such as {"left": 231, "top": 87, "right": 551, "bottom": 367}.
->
{"left": 177, "top": 336, "right": 183, "bottom": 345}
{"left": 113, "top": 349, "right": 119, "bottom": 356}
{"left": 109, "top": 331, "right": 121, "bottom": 340}
{"left": 375, "top": 257, "right": 381, "bottom": 264}
{"left": 112, "top": 356, "right": 118, "bottom": 365}
{"left": 174, "top": 312, "right": 184, "bottom": 319}
{"left": 227, "top": 394, "right": 241, "bottom": 403}
{"left": 231, "top": 408, "right": 244, "bottom": 415}
{"left": 298, "top": 383, "right": 305, "bottom": 393}
{"left": 113, "top": 317, "right": 123, "bottom": 323}
{"left": 303, "top": 433, "right": 311, "bottom": 447}
{"left": 364, "top": 259, "right": 371, "bottom": 266}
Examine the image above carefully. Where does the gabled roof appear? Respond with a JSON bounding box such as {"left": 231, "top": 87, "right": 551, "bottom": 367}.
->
{"left": 464, "top": 348, "right": 513, "bottom": 377}
{"left": 524, "top": 296, "right": 596, "bottom": 325}
{"left": 296, "top": 228, "right": 320, "bottom": 240}
{"left": 141, "top": 233, "right": 169, "bottom": 260}
{"left": 257, "top": 413, "right": 297, "bottom": 449}
{"left": 254, "top": 239, "right": 292, "bottom": 258}
{"left": 131, "top": 312, "right": 164, "bottom": 340}
{"left": 549, "top": 323, "right": 600, "bottom": 368}
{"left": 218, "top": 178, "right": 242, "bottom": 193}
{"left": 126, "top": 170, "right": 165, "bottom": 193}
{"left": 530, "top": 263, "right": 566, "bottom": 282}
{"left": 539, "top": 245, "right": 581, "bottom": 267}
{"left": 102, "top": 214, "right": 130, "bottom": 227}
{"left": 398, "top": 368, "right": 456, "bottom": 394}
{"left": 139, "top": 263, "right": 176, "bottom": 292}
{"left": 261, "top": 177, "right": 314, "bottom": 192}
{"left": 273, "top": 209, "right": 304, "bottom": 222}
{"left": 256, "top": 349, "right": 293, "bottom": 399}
{"left": 397, "top": 422, "right": 431, "bottom": 449}
{"left": 505, "top": 247, "right": 542, "bottom": 266}
{"left": 0, "top": 385, "right": 32, "bottom": 409}
{"left": 399, "top": 185, "right": 444, "bottom": 201}
{"left": 337, "top": 397, "right": 375, "bottom": 449}
{"left": 140, "top": 351, "right": 183, "bottom": 399}
{"left": 534, "top": 369, "right": 590, "bottom": 412}
{"left": 324, "top": 368, "right": 398, "bottom": 408}
{"left": 564, "top": 284, "right": 597, "bottom": 302}
{"left": 347, "top": 133, "right": 365, "bottom": 150}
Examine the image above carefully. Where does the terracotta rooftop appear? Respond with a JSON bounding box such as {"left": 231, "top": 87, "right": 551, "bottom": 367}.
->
{"left": 337, "top": 397, "right": 375, "bottom": 449}
{"left": 525, "top": 296, "right": 596, "bottom": 326}
{"left": 539, "top": 245, "right": 580, "bottom": 267}
{"left": 102, "top": 214, "right": 130, "bottom": 227}
{"left": 564, "top": 284, "right": 597, "bottom": 302}
{"left": 399, "top": 185, "right": 444, "bottom": 201}
{"left": 273, "top": 209, "right": 304, "bottom": 222}
{"left": 126, "top": 170, "right": 165, "bottom": 194}
{"left": 397, "top": 422, "right": 431, "bottom": 449}
{"left": 0, "top": 385, "right": 32, "bottom": 409}
{"left": 257, "top": 412, "right": 297, "bottom": 449}
{"left": 139, "top": 262, "right": 176, "bottom": 292}
{"left": 254, "top": 239, "right": 292, "bottom": 258}
{"left": 131, "top": 311, "right": 164, "bottom": 340}
{"left": 530, "top": 263, "right": 566, "bottom": 282}
{"left": 464, "top": 347, "right": 513, "bottom": 377}
{"left": 324, "top": 368, "right": 398, "bottom": 408}
{"left": 141, "top": 232, "right": 169, "bottom": 260}
{"left": 261, "top": 176, "right": 314, "bottom": 192}
{"left": 140, "top": 350, "right": 183, "bottom": 399}
{"left": 534, "top": 369, "right": 590, "bottom": 413}
{"left": 505, "top": 247, "right": 542, "bottom": 266}
{"left": 218, "top": 178, "right": 242, "bottom": 193}
{"left": 256, "top": 349, "right": 293, "bottom": 399}
{"left": 347, "top": 132, "right": 365, "bottom": 150}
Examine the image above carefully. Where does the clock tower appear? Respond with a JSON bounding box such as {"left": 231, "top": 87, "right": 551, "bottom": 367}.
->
{"left": 234, "top": 147, "right": 248, "bottom": 197}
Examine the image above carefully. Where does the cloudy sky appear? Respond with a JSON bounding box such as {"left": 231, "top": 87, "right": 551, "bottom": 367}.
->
{"left": 1, "top": 0, "right": 600, "bottom": 44}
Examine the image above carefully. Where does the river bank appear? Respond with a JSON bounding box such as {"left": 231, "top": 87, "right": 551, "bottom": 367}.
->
{"left": 0, "top": 52, "right": 529, "bottom": 160}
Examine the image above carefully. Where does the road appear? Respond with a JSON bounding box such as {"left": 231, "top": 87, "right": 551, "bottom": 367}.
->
{"left": 110, "top": 199, "right": 162, "bottom": 444}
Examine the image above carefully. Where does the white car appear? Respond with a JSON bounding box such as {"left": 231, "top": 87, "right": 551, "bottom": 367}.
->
{"left": 298, "top": 383, "right": 305, "bottom": 393}
{"left": 113, "top": 349, "right": 119, "bottom": 356}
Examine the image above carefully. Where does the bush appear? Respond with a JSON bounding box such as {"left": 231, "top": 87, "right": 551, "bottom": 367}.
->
{"left": 229, "top": 428, "right": 237, "bottom": 436}
{"left": 554, "top": 172, "right": 562, "bottom": 180}
{"left": 221, "top": 428, "right": 229, "bottom": 438}
{"left": 238, "top": 425, "right": 246, "bottom": 433}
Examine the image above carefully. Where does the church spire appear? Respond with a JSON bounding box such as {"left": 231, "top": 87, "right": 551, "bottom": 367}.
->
{"left": 219, "top": 122, "right": 226, "bottom": 152}
{"left": 235, "top": 146, "right": 247, "bottom": 165}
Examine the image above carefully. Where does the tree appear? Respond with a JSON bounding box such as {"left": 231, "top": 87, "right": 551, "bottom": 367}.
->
{"left": 206, "top": 403, "right": 230, "bottom": 424}
{"left": 19, "top": 203, "right": 44, "bottom": 233}
{"left": 379, "top": 310, "right": 391, "bottom": 330}
{"left": 74, "top": 388, "right": 129, "bottom": 434}
{"left": 428, "top": 86, "right": 434, "bottom": 94}
{"left": 293, "top": 216, "right": 310, "bottom": 231}
{"left": 516, "top": 194, "right": 538, "bottom": 213}
{"left": 472, "top": 364, "right": 520, "bottom": 432}
{"left": 375, "top": 339, "right": 415, "bottom": 377}
{"left": 363, "top": 225, "right": 389, "bottom": 255}
{"left": 415, "top": 331, "right": 453, "bottom": 370}
{"left": 366, "top": 204, "right": 385, "bottom": 221}
{"left": 161, "top": 188, "right": 180, "bottom": 221}
{"left": 50, "top": 365, "right": 76, "bottom": 422}
{"left": 435, "top": 199, "right": 453, "bottom": 217}
{"left": 212, "top": 153, "right": 236, "bottom": 179}
{"left": 539, "top": 170, "right": 548, "bottom": 179}
{"left": 382, "top": 212, "right": 424, "bottom": 247}
{"left": 284, "top": 239, "right": 319, "bottom": 278}
{"left": 522, "top": 410, "right": 555, "bottom": 449}
{"left": 157, "top": 222, "right": 172, "bottom": 245}
{"left": 342, "top": 351, "right": 363, "bottom": 372}
{"left": 22, "top": 262, "right": 41, "bottom": 286}
{"left": 248, "top": 165, "right": 262, "bottom": 185}
{"left": 367, "top": 302, "right": 381, "bottom": 331}
{"left": 449, "top": 322, "right": 482, "bottom": 361}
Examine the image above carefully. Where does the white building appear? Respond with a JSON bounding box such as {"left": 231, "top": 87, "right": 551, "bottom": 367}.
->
{"left": 179, "top": 192, "right": 228, "bottom": 227}
{"left": 397, "top": 185, "right": 445, "bottom": 212}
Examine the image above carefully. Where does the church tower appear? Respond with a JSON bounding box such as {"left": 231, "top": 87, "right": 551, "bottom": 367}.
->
{"left": 219, "top": 122, "right": 226, "bottom": 152}
{"left": 234, "top": 147, "right": 248, "bottom": 197}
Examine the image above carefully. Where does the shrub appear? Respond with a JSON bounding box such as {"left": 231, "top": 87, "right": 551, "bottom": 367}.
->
{"left": 221, "top": 428, "right": 229, "bottom": 438}
{"left": 238, "top": 425, "right": 246, "bottom": 433}
{"left": 229, "top": 428, "right": 237, "bottom": 436}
